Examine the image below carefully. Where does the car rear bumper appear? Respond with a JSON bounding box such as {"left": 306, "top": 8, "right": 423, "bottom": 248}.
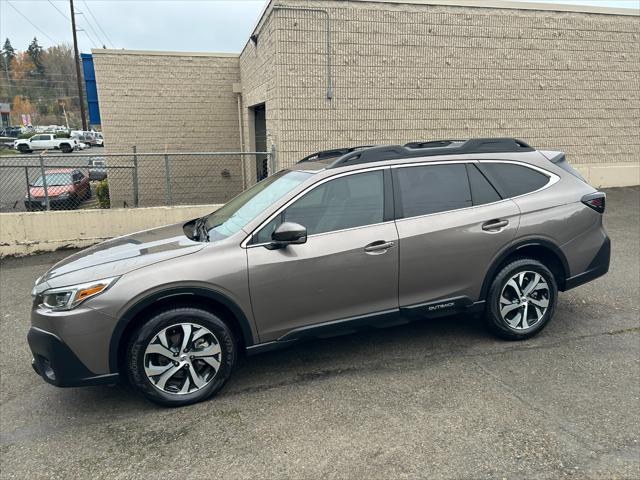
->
{"left": 28, "top": 327, "right": 119, "bottom": 387}
{"left": 564, "top": 236, "right": 610, "bottom": 290}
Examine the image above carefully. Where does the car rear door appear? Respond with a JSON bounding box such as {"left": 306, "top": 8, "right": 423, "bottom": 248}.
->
{"left": 44, "top": 135, "right": 56, "bottom": 149}
{"left": 392, "top": 162, "right": 520, "bottom": 315}
{"left": 246, "top": 168, "right": 399, "bottom": 342}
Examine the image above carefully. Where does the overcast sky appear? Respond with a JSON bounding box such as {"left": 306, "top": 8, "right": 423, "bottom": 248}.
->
{"left": 1, "top": 0, "right": 637, "bottom": 54}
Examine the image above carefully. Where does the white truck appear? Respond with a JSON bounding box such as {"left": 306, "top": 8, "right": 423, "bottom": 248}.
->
{"left": 14, "top": 134, "right": 78, "bottom": 154}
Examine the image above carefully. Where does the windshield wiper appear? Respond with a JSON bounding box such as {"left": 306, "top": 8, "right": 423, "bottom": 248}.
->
{"left": 193, "top": 217, "right": 209, "bottom": 242}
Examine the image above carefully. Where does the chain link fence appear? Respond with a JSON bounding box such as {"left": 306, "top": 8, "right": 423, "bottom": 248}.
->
{"left": 0, "top": 148, "right": 276, "bottom": 213}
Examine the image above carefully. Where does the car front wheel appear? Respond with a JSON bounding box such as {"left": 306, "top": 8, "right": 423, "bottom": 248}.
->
{"left": 484, "top": 258, "right": 557, "bottom": 340}
{"left": 127, "top": 307, "right": 237, "bottom": 407}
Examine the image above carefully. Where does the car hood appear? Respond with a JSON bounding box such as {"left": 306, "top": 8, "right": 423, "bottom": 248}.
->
{"left": 36, "top": 222, "right": 205, "bottom": 289}
{"left": 30, "top": 185, "right": 73, "bottom": 197}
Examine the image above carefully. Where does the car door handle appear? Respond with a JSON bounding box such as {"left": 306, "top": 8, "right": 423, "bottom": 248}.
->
{"left": 364, "top": 240, "right": 395, "bottom": 253}
{"left": 482, "top": 219, "right": 509, "bottom": 231}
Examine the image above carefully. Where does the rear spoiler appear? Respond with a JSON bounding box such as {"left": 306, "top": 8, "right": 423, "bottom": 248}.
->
{"left": 539, "top": 150, "right": 587, "bottom": 183}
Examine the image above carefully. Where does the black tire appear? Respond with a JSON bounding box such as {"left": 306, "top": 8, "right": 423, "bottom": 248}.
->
{"left": 61, "top": 144, "right": 72, "bottom": 153}
{"left": 84, "top": 186, "right": 92, "bottom": 200}
{"left": 484, "top": 258, "right": 557, "bottom": 340}
{"left": 19, "top": 148, "right": 32, "bottom": 154}
{"left": 126, "top": 307, "right": 237, "bottom": 407}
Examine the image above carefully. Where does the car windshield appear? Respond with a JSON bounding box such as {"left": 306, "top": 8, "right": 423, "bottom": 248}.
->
{"left": 32, "top": 173, "right": 72, "bottom": 186}
{"left": 204, "top": 170, "right": 313, "bottom": 241}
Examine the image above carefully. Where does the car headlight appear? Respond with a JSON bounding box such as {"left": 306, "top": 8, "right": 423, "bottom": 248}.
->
{"left": 41, "top": 277, "right": 119, "bottom": 311}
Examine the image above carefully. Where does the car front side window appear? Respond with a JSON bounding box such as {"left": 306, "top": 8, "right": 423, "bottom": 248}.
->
{"left": 254, "top": 170, "right": 385, "bottom": 244}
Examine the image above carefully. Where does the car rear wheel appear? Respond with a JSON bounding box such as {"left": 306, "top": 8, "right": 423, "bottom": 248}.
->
{"left": 484, "top": 258, "right": 557, "bottom": 340}
{"left": 126, "top": 307, "right": 237, "bottom": 407}
{"left": 61, "top": 144, "right": 73, "bottom": 153}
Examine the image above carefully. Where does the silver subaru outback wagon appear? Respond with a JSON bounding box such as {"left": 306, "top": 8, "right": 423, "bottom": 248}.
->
{"left": 28, "top": 138, "right": 610, "bottom": 406}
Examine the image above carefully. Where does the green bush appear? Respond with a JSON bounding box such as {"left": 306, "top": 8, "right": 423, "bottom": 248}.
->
{"left": 96, "top": 179, "right": 110, "bottom": 209}
{"left": 55, "top": 132, "right": 70, "bottom": 138}
{"left": 18, "top": 132, "right": 35, "bottom": 139}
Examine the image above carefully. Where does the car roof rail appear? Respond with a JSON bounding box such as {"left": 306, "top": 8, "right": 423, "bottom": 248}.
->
{"left": 297, "top": 145, "right": 375, "bottom": 163}
{"left": 327, "top": 138, "right": 534, "bottom": 168}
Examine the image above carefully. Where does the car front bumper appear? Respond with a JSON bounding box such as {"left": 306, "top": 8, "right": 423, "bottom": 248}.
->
{"left": 28, "top": 327, "right": 119, "bottom": 387}
{"left": 24, "top": 197, "right": 74, "bottom": 210}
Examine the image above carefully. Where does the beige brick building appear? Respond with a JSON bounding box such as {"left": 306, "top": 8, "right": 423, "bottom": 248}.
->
{"left": 93, "top": 0, "right": 639, "bottom": 206}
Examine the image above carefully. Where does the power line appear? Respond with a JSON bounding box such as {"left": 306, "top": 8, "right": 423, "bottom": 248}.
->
{"left": 78, "top": 27, "right": 99, "bottom": 48}
{"left": 76, "top": 11, "right": 103, "bottom": 48}
{"left": 8, "top": 80, "right": 73, "bottom": 84}
{"left": 6, "top": 1, "right": 59, "bottom": 45}
{"left": 31, "top": 72, "right": 78, "bottom": 77}
{"left": 47, "top": 0, "right": 71, "bottom": 21}
{"left": 82, "top": 0, "right": 115, "bottom": 48}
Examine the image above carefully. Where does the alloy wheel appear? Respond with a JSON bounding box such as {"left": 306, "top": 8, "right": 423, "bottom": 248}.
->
{"left": 499, "top": 271, "right": 550, "bottom": 330}
{"left": 143, "top": 323, "right": 222, "bottom": 395}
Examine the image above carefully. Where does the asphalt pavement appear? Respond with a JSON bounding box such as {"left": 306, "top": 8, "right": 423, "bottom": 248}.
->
{"left": 0, "top": 187, "right": 638, "bottom": 479}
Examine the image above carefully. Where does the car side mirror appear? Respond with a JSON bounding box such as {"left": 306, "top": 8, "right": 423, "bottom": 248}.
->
{"left": 268, "top": 222, "right": 307, "bottom": 249}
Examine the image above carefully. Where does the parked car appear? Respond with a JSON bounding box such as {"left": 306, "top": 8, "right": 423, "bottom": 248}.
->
{"left": 27, "top": 138, "right": 609, "bottom": 407}
{"left": 75, "top": 135, "right": 92, "bottom": 150}
{"left": 14, "top": 134, "right": 78, "bottom": 153}
{"left": 25, "top": 168, "right": 91, "bottom": 211}
{"left": 88, "top": 157, "right": 107, "bottom": 180}
{"left": 94, "top": 132, "right": 104, "bottom": 147}
{"left": 0, "top": 126, "right": 21, "bottom": 138}
{"left": 71, "top": 130, "right": 97, "bottom": 146}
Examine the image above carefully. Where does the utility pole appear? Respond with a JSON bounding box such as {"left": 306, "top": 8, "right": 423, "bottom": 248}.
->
{"left": 69, "top": 0, "right": 88, "bottom": 130}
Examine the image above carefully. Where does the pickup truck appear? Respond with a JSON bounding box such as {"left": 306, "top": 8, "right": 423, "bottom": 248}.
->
{"left": 14, "top": 134, "right": 78, "bottom": 154}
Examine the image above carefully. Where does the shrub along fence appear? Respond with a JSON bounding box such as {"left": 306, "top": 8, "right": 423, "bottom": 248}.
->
{"left": 0, "top": 148, "right": 276, "bottom": 213}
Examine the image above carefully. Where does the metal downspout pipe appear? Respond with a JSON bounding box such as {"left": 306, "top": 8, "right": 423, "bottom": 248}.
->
{"left": 272, "top": 5, "right": 333, "bottom": 100}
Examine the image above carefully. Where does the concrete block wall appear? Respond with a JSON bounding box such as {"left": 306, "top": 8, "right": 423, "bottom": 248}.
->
{"left": 267, "top": 0, "right": 639, "bottom": 171}
{"left": 239, "top": 6, "right": 281, "bottom": 185}
{"left": 92, "top": 50, "right": 245, "bottom": 205}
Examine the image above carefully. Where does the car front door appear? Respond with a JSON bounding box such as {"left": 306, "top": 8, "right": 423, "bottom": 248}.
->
{"left": 30, "top": 135, "right": 45, "bottom": 150}
{"left": 392, "top": 162, "right": 520, "bottom": 315}
{"left": 74, "top": 171, "right": 89, "bottom": 197}
{"left": 247, "top": 168, "right": 399, "bottom": 342}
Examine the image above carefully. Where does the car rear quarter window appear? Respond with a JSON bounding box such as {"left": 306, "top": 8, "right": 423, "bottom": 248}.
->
{"left": 478, "top": 162, "right": 549, "bottom": 198}
{"left": 466, "top": 164, "right": 502, "bottom": 205}
{"left": 394, "top": 164, "right": 472, "bottom": 218}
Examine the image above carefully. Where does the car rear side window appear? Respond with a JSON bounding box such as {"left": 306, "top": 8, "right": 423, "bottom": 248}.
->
{"left": 466, "top": 164, "right": 502, "bottom": 205}
{"left": 478, "top": 162, "right": 549, "bottom": 198}
{"left": 394, "top": 164, "right": 472, "bottom": 218}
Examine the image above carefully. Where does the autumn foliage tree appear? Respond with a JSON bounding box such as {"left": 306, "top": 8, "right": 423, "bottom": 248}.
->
{"left": 1, "top": 37, "right": 83, "bottom": 127}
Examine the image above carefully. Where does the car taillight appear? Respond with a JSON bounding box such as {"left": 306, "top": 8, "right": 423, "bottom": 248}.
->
{"left": 582, "top": 192, "right": 606, "bottom": 214}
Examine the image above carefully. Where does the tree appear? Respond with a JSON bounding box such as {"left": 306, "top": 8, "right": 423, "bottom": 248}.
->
{"left": 12, "top": 95, "right": 35, "bottom": 120}
{"left": 27, "top": 37, "right": 45, "bottom": 76}
{"left": 10, "top": 52, "right": 36, "bottom": 84}
{"left": 2, "top": 42, "right": 81, "bottom": 126}
{"left": 2, "top": 38, "right": 16, "bottom": 70}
